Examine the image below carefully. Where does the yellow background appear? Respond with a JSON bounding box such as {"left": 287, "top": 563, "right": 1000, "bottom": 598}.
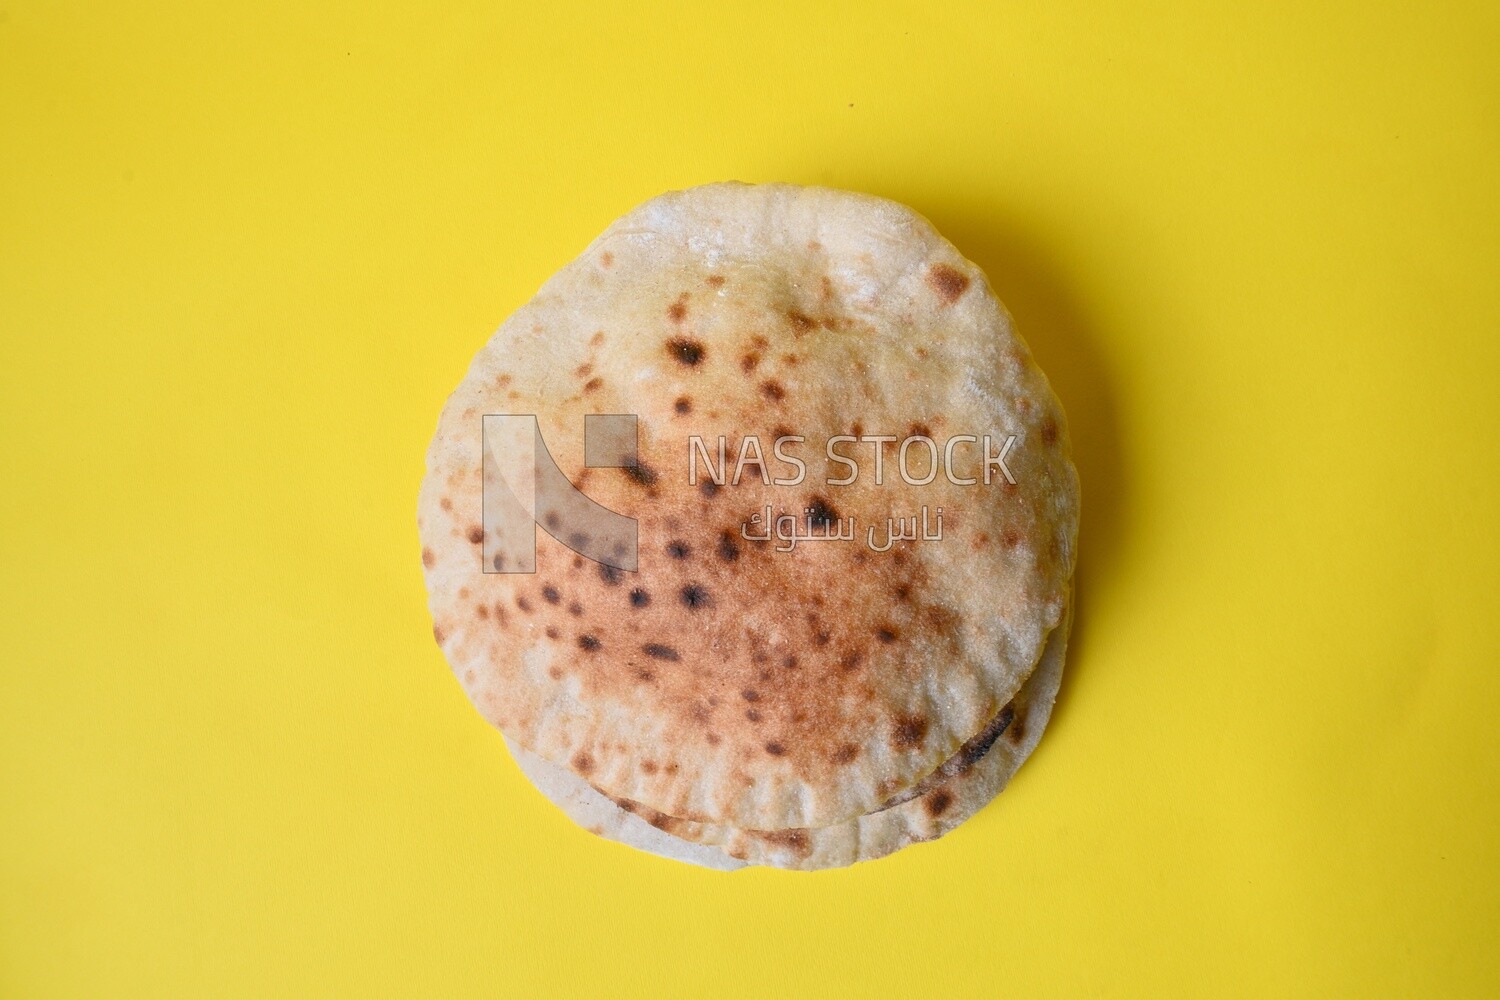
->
{"left": 3, "top": 1, "right": 1498, "bottom": 995}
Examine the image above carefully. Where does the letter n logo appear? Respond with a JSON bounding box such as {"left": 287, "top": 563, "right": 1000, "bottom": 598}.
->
{"left": 481, "top": 414, "right": 640, "bottom": 574}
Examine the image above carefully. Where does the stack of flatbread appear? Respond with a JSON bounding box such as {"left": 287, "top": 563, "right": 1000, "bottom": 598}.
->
{"left": 419, "top": 183, "right": 1079, "bottom": 870}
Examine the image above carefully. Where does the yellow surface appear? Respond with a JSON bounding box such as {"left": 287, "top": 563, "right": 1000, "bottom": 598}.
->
{"left": 2, "top": 1, "right": 1498, "bottom": 995}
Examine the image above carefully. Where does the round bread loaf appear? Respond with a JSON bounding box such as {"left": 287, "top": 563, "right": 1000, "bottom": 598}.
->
{"left": 419, "top": 183, "right": 1079, "bottom": 831}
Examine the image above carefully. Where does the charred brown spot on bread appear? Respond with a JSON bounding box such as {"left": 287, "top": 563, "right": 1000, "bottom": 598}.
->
{"left": 706, "top": 732, "right": 721, "bottom": 745}
{"left": 421, "top": 548, "right": 435, "bottom": 568}
{"left": 921, "top": 604, "right": 962, "bottom": 632}
{"left": 432, "top": 624, "right": 446, "bottom": 645}
{"left": 892, "top": 713, "right": 930, "bottom": 750}
{"left": 623, "top": 462, "right": 658, "bottom": 487}
{"left": 831, "top": 743, "right": 860, "bottom": 764}
{"left": 578, "top": 633, "right": 601, "bottom": 651}
{"left": 540, "top": 585, "right": 560, "bottom": 604}
{"left": 926, "top": 263, "right": 970, "bottom": 303}
{"left": 666, "top": 541, "right": 691, "bottom": 559}
{"left": 439, "top": 497, "right": 453, "bottom": 511}
{"left": 466, "top": 525, "right": 484, "bottom": 544}
{"left": 717, "top": 531, "right": 740, "bottom": 561}
{"left": 786, "top": 310, "right": 816, "bottom": 334}
{"left": 572, "top": 751, "right": 595, "bottom": 774}
{"left": 475, "top": 603, "right": 489, "bottom": 620}
{"left": 548, "top": 665, "right": 563, "bottom": 679}
{"left": 760, "top": 380, "right": 785, "bottom": 401}
{"left": 599, "top": 252, "right": 613, "bottom": 268}
{"left": 838, "top": 650, "right": 864, "bottom": 672}
{"left": 680, "top": 584, "right": 711, "bottom": 609}
{"left": 598, "top": 563, "right": 623, "bottom": 586}
{"left": 741, "top": 352, "right": 760, "bottom": 373}
{"left": 643, "top": 643, "right": 680, "bottom": 661}
{"left": 806, "top": 496, "right": 839, "bottom": 530}
{"left": 953, "top": 705, "right": 1015, "bottom": 772}
{"left": 629, "top": 587, "right": 651, "bottom": 608}
{"left": 745, "top": 708, "right": 762, "bottom": 723}
{"left": 706, "top": 274, "right": 725, "bottom": 287}
{"left": 1002, "top": 529, "right": 1021, "bottom": 548}
{"left": 667, "top": 293, "right": 689, "bottom": 322}
{"left": 700, "top": 480, "right": 721, "bottom": 499}
{"left": 876, "top": 626, "right": 899, "bottom": 644}
{"left": 674, "top": 396, "right": 692, "bottom": 414}
{"left": 576, "top": 362, "right": 594, "bottom": 378}
{"left": 1042, "top": 417, "right": 1059, "bottom": 445}
{"left": 764, "top": 741, "right": 787, "bottom": 756}
{"left": 754, "top": 828, "right": 811, "bottom": 856}
{"left": 741, "top": 689, "right": 761, "bottom": 702}
{"left": 924, "top": 789, "right": 954, "bottom": 817}
{"left": 583, "top": 377, "right": 603, "bottom": 393}
{"left": 666, "top": 337, "right": 704, "bottom": 366}
{"left": 643, "top": 808, "right": 675, "bottom": 831}
{"left": 909, "top": 422, "right": 932, "bottom": 439}
{"left": 544, "top": 626, "right": 559, "bottom": 640}
{"left": 567, "top": 601, "right": 583, "bottom": 616}
{"left": 641, "top": 760, "right": 658, "bottom": 775}
{"left": 516, "top": 596, "right": 533, "bottom": 613}
{"left": 1007, "top": 711, "right": 1027, "bottom": 745}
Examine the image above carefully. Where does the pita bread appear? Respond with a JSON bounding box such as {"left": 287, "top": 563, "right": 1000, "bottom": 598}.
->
{"left": 509, "top": 598, "right": 1071, "bottom": 870}
{"left": 419, "top": 183, "right": 1079, "bottom": 830}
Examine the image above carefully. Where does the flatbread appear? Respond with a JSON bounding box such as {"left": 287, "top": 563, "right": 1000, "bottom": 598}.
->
{"left": 419, "top": 183, "right": 1080, "bottom": 829}
{"left": 509, "top": 598, "right": 1071, "bottom": 870}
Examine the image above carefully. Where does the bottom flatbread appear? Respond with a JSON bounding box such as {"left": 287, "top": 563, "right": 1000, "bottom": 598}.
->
{"left": 506, "top": 596, "right": 1072, "bottom": 871}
